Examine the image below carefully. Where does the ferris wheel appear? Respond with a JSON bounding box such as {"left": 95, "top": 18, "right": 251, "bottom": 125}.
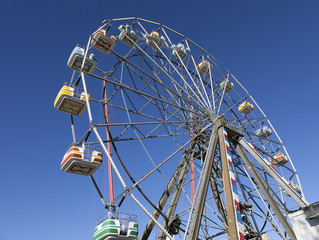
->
{"left": 54, "top": 17, "right": 317, "bottom": 240}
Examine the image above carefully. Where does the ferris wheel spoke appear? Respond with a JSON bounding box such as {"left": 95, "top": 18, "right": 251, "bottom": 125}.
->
{"left": 95, "top": 56, "right": 123, "bottom": 78}
{"left": 152, "top": 65, "right": 197, "bottom": 121}
{"left": 125, "top": 55, "right": 192, "bottom": 126}
{"left": 216, "top": 73, "right": 230, "bottom": 115}
{"left": 155, "top": 44, "right": 211, "bottom": 109}
{"left": 160, "top": 27, "right": 173, "bottom": 46}
{"left": 120, "top": 88, "right": 184, "bottom": 127}
{"left": 113, "top": 122, "right": 186, "bottom": 144}
{"left": 104, "top": 45, "right": 205, "bottom": 112}
{"left": 133, "top": 48, "right": 197, "bottom": 107}
{"left": 117, "top": 89, "right": 189, "bottom": 129}
{"left": 156, "top": 45, "right": 211, "bottom": 109}
{"left": 120, "top": 78, "right": 188, "bottom": 124}
{"left": 92, "top": 120, "right": 193, "bottom": 131}
{"left": 110, "top": 103, "right": 171, "bottom": 123}
{"left": 89, "top": 73, "right": 202, "bottom": 118}
{"left": 208, "top": 70, "right": 217, "bottom": 114}
{"left": 104, "top": 106, "right": 192, "bottom": 142}
{"left": 129, "top": 40, "right": 208, "bottom": 108}
{"left": 119, "top": 123, "right": 214, "bottom": 197}
{"left": 150, "top": 107, "right": 187, "bottom": 139}
{"left": 81, "top": 132, "right": 190, "bottom": 145}
{"left": 135, "top": 50, "right": 192, "bottom": 115}
{"left": 188, "top": 52, "right": 212, "bottom": 110}
{"left": 123, "top": 53, "right": 205, "bottom": 116}
{"left": 129, "top": 123, "right": 171, "bottom": 183}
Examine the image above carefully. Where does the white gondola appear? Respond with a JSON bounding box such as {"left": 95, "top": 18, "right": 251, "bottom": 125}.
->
{"left": 255, "top": 126, "right": 272, "bottom": 137}
{"left": 146, "top": 31, "right": 165, "bottom": 50}
{"left": 94, "top": 211, "right": 138, "bottom": 240}
{"left": 118, "top": 25, "right": 139, "bottom": 48}
{"left": 92, "top": 29, "right": 117, "bottom": 54}
{"left": 271, "top": 153, "right": 289, "bottom": 166}
{"left": 219, "top": 79, "right": 234, "bottom": 93}
{"left": 197, "top": 60, "right": 213, "bottom": 75}
{"left": 238, "top": 101, "right": 254, "bottom": 115}
{"left": 61, "top": 146, "right": 102, "bottom": 176}
{"left": 67, "top": 45, "right": 98, "bottom": 73}
{"left": 172, "top": 43, "right": 187, "bottom": 60}
{"left": 54, "top": 85, "right": 90, "bottom": 116}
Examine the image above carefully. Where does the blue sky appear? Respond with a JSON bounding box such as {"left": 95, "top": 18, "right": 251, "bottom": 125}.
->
{"left": 1, "top": 1, "right": 319, "bottom": 239}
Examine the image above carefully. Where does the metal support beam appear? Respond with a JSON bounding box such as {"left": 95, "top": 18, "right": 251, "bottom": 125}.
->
{"left": 156, "top": 144, "right": 194, "bottom": 240}
{"left": 218, "top": 127, "right": 239, "bottom": 240}
{"left": 140, "top": 143, "right": 194, "bottom": 240}
{"left": 209, "top": 164, "right": 228, "bottom": 230}
{"left": 186, "top": 125, "right": 218, "bottom": 240}
{"left": 209, "top": 180, "right": 227, "bottom": 226}
{"left": 235, "top": 143, "right": 297, "bottom": 240}
{"left": 238, "top": 138, "right": 308, "bottom": 208}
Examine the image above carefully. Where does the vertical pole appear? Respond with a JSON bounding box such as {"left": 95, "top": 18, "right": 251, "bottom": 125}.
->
{"left": 186, "top": 125, "right": 218, "bottom": 240}
{"left": 103, "top": 80, "right": 114, "bottom": 203}
{"left": 218, "top": 127, "right": 240, "bottom": 240}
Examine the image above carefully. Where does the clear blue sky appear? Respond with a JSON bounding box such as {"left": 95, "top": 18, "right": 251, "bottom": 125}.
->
{"left": 1, "top": 1, "right": 319, "bottom": 239}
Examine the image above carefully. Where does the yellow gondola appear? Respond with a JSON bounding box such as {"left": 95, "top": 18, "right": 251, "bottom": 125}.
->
{"left": 146, "top": 31, "right": 165, "bottom": 50}
{"left": 54, "top": 85, "right": 90, "bottom": 116}
{"left": 238, "top": 101, "right": 254, "bottom": 115}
